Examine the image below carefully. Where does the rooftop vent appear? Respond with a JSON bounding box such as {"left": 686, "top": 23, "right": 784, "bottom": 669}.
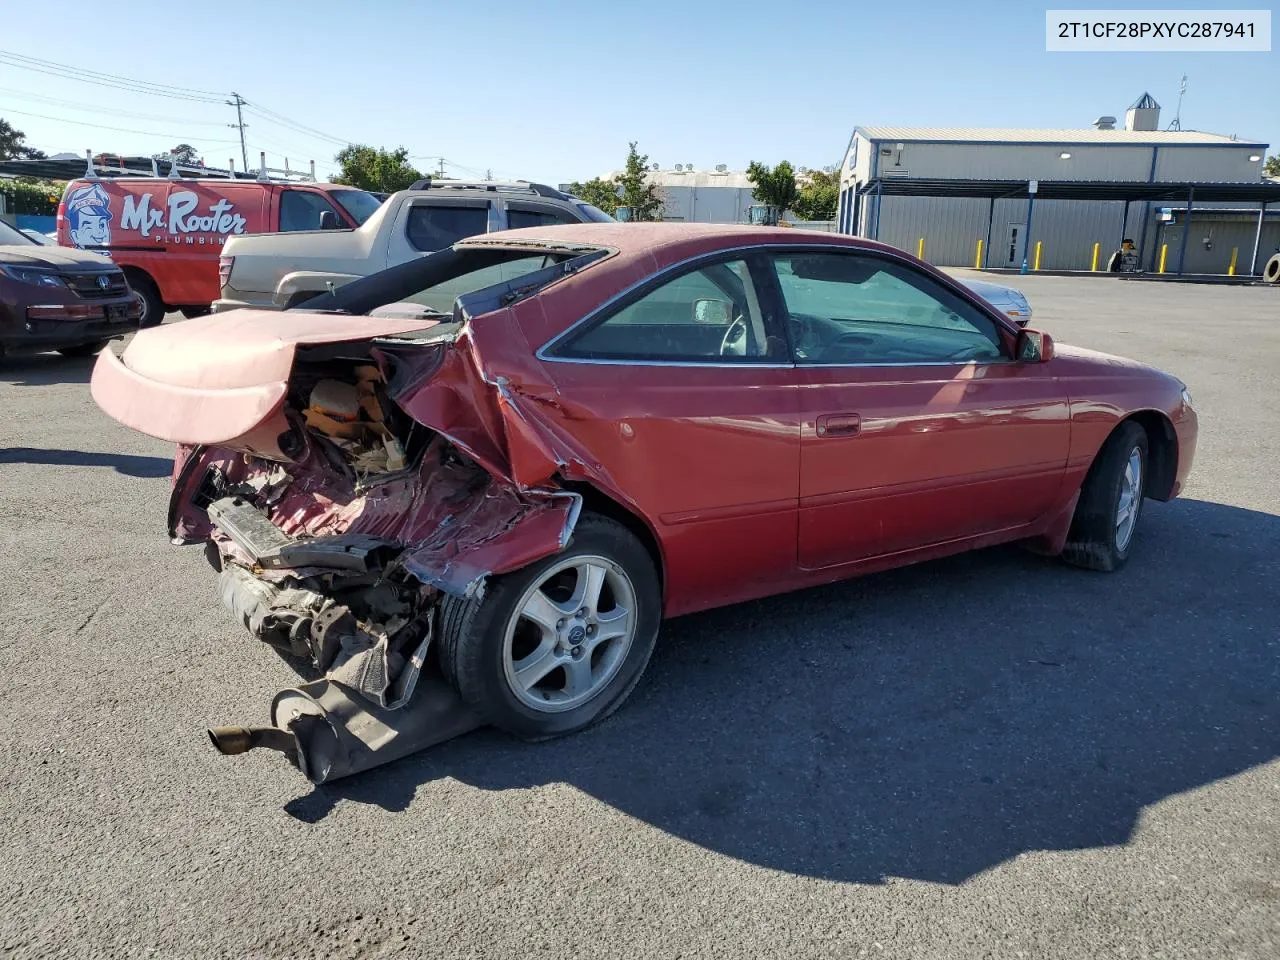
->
{"left": 1093, "top": 116, "right": 1117, "bottom": 130}
{"left": 714, "top": 163, "right": 727, "bottom": 173}
{"left": 1125, "top": 93, "right": 1161, "bottom": 131}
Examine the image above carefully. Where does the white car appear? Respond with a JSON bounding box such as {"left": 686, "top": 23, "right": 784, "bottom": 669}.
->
{"left": 959, "top": 278, "right": 1033, "bottom": 325}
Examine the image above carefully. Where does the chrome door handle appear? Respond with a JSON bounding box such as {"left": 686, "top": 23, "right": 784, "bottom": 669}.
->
{"left": 815, "top": 414, "right": 861, "bottom": 438}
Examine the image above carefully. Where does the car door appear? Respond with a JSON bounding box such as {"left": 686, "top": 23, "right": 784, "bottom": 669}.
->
{"left": 760, "top": 247, "right": 1070, "bottom": 570}
{"left": 540, "top": 252, "right": 803, "bottom": 616}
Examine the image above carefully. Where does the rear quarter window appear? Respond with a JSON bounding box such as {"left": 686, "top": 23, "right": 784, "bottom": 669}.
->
{"left": 406, "top": 204, "right": 489, "bottom": 252}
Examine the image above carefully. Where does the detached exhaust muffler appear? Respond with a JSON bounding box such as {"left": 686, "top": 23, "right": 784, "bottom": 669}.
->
{"left": 208, "top": 672, "right": 483, "bottom": 784}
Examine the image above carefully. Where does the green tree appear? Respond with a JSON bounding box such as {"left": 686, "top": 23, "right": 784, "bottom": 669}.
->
{"left": 0, "top": 118, "right": 45, "bottom": 160}
{"left": 1265, "top": 154, "right": 1280, "bottom": 179}
{"left": 615, "top": 142, "right": 664, "bottom": 221}
{"left": 792, "top": 167, "right": 839, "bottom": 221}
{"left": 331, "top": 145, "right": 423, "bottom": 193}
{"left": 746, "top": 160, "right": 798, "bottom": 215}
{"left": 566, "top": 176, "right": 621, "bottom": 215}
{"left": 155, "top": 143, "right": 200, "bottom": 165}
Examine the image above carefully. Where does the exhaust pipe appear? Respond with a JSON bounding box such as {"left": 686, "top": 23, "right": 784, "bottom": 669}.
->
{"left": 207, "top": 672, "right": 483, "bottom": 784}
{"left": 208, "top": 726, "right": 295, "bottom": 756}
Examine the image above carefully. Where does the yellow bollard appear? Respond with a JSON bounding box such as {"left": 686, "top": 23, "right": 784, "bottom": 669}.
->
{"left": 1228, "top": 247, "right": 1238, "bottom": 276}
{"left": 1091, "top": 242, "right": 1100, "bottom": 272}
{"left": 917, "top": 238, "right": 925, "bottom": 260}
{"left": 975, "top": 239, "right": 984, "bottom": 269}
{"left": 1033, "top": 240, "right": 1043, "bottom": 271}
{"left": 1158, "top": 243, "right": 1168, "bottom": 273}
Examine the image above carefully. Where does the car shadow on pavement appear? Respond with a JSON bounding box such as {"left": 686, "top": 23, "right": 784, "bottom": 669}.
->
{"left": 0, "top": 446, "right": 172, "bottom": 478}
{"left": 286, "top": 498, "right": 1279, "bottom": 886}
{"left": 0, "top": 353, "right": 97, "bottom": 385}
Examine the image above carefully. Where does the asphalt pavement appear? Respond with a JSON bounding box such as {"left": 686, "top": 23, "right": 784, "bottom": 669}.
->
{"left": 1, "top": 275, "right": 1277, "bottom": 959}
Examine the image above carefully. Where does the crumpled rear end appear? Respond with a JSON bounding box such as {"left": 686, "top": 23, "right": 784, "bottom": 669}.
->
{"left": 94, "top": 310, "right": 586, "bottom": 781}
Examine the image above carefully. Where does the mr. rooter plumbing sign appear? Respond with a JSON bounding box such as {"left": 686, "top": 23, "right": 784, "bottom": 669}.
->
{"left": 62, "top": 180, "right": 259, "bottom": 250}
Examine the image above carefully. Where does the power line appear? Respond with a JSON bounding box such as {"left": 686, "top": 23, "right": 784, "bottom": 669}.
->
{"left": 242, "top": 103, "right": 350, "bottom": 146}
{"left": 0, "top": 106, "right": 241, "bottom": 145}
{"left": 0, "top": 87, "right": 229, "bottom": 125}
{"left": 0, "top": 48, "right": 225, "bottom": 101}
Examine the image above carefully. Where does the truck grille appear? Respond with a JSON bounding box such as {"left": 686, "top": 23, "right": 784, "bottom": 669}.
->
{"left": 65, "top": 271, "right": 129, "bottom": 300}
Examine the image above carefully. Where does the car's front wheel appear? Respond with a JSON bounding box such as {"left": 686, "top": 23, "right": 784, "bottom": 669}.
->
{"left": 438, "top": 513, "right": 661, "bottom": 739}
{"left": 1062, "top": 421, "right": 1148, "bottom": 571}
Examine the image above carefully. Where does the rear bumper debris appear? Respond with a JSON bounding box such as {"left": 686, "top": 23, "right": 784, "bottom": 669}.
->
{"left": 210, "top": 673, "right": 483, "bottom": 784}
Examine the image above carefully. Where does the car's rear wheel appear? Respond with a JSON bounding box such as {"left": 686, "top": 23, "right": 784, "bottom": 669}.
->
{"left": 1062, "top": 421, "right": 1148, "bottom": 571}
{"left": 56, "top": 340, "right": 108, "bottom": 358}
{"left": 437, "top": 513, "right": 661, "bottom": 739}
{"left": 178, "top": 305, "right": 210, "bottom": 319}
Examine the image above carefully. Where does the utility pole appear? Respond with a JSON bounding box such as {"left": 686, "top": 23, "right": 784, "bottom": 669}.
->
{"left": 1168, "top": 74, "right": 1188, "bottom": 131}
{"left": 437, "top": 158, "right": 446, "bottom": 179}
{"left": 227, "top": 92, "right": 249, "bottom": 173}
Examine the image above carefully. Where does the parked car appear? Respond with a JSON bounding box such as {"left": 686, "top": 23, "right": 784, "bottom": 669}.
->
{"left": 57, "top": 173, "right": 383, "bottom": 326}
{"left": 959, "top": 277, "right": 1033, "bottom": 324}
{"left": 19, "top": 228, "right": 56, "bottom": 246}
{"left": 91, "top": 223, "right": 1196, "bottom": 778}
{"left": 214, "top": 179, "right": 613, "bottom": 313}
{"left": 0, "top": 217, "right": 141, "bottom": 359}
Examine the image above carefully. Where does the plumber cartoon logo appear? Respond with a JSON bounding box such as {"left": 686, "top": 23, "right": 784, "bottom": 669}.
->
{"left": 65, "top": 182, "right": 113, "bottom": 248}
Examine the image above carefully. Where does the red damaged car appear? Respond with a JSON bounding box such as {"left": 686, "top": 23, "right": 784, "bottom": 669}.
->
{"left": 91, "top": 224, "right": 1197, "bottom": 781}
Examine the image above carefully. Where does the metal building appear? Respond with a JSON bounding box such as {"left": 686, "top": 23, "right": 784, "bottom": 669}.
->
{"left": 577, "top": 166, "right": 759, "bottom": 223}
{"left": 836, "top": 95, "right": 1276, "bottom": 275}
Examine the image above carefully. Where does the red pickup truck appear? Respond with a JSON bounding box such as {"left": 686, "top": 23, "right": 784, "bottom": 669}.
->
{"left": 57, "top": 176, "right": 382, "bottom": 325}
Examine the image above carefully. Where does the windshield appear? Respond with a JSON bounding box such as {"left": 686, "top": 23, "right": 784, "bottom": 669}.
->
{"left": 573, "top": 202, "right": 614, "bottom": 223}
{"left": 0, "top": 219, "right": 34, "bottom": 245}
{"left": 332, "top": 190, "right": 384, "bottom": 225}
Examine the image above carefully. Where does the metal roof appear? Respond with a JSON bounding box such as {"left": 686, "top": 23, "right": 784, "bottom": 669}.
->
{"left": 1129, "top": 93, "right": 1160, "bottom": 110}
{"left": 854, "top": 125, "right": 1266, "bottom": 147}
{"left": 597, "top": 169, "right": 755, "bottom": 189}
{"left": 857, "top": 177, "right": 1280, "bottom": 203}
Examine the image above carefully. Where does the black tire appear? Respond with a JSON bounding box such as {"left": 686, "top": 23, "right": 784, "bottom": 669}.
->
{"left": 438, "top": 512, "right": 661, "bottom": 740}
{"left": 1062, "top": 421, "right": 1149, "bottom": 572}
{"left": 56, "top": 340, "right": 109, "bottom": 358}
{"left": 127, "top": 273, "right": 165, "bottom": 327}
{"left": 178, "top": 305, "right": 210, "bottom": 319}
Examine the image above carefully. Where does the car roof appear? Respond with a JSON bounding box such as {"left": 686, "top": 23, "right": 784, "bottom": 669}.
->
{"left": 457, "top": 224, "right": 918, "bottom": 346}
{"left": 459, "top": 222, "right": 892, "bottom": 272}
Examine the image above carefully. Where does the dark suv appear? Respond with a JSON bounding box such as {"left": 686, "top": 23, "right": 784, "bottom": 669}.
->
{"left": 0, "top": 218, "right": 141, "bottom": 359}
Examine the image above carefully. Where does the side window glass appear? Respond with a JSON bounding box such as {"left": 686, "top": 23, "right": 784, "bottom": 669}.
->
{"left": 507, "top": 207, "right": 578, "bottom": 230}
{"left": 406, "top": 204, "right": 489, "bottom": 252}
{"left": 773, "top": 253, "right": 1005, "bottom": 365}
{"left": 279, "top": 190, "right": 340, "bottom": 232}
{"left": 561, "top": 259, "right": 773, "bottom": 362}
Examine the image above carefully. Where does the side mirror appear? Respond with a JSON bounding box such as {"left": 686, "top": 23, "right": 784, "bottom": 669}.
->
{"left": 318, "top": 209, "right": 340, "bottom": 230}
{"left": 691, "top": 298, "right": 733, "bottom": 325}
{"left": 1017, "top": 328, "right": 1054, "bottom": 363}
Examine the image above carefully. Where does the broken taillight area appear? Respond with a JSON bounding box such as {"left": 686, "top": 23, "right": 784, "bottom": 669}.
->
{"left": 166, "top": 343, "right": 578, "bottom": 781}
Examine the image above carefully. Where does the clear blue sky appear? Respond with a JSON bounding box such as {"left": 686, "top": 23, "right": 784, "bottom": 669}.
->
{"left": 2, "top": 0, "right": 1276, "bottom": 182}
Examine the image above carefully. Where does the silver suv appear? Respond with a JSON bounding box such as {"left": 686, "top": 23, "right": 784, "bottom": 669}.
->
{"left": 214, "top": 179, "right": 613, "bottom": 312}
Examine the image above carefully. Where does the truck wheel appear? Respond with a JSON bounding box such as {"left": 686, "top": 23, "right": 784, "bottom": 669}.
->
{"left": 56, "top": 340, "right": 109, "bottom": 358}
{"left": 178, "top": 305, "right": 210, "bottom": 319}
{"left": 1062, "top": 421, "right": 1148, "bottom": 572}
{"left": 437, "top": 513, "right": 661, "bottom": 740}
{"left": 127, "top": 273, "right": 165, "bottom": 327}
